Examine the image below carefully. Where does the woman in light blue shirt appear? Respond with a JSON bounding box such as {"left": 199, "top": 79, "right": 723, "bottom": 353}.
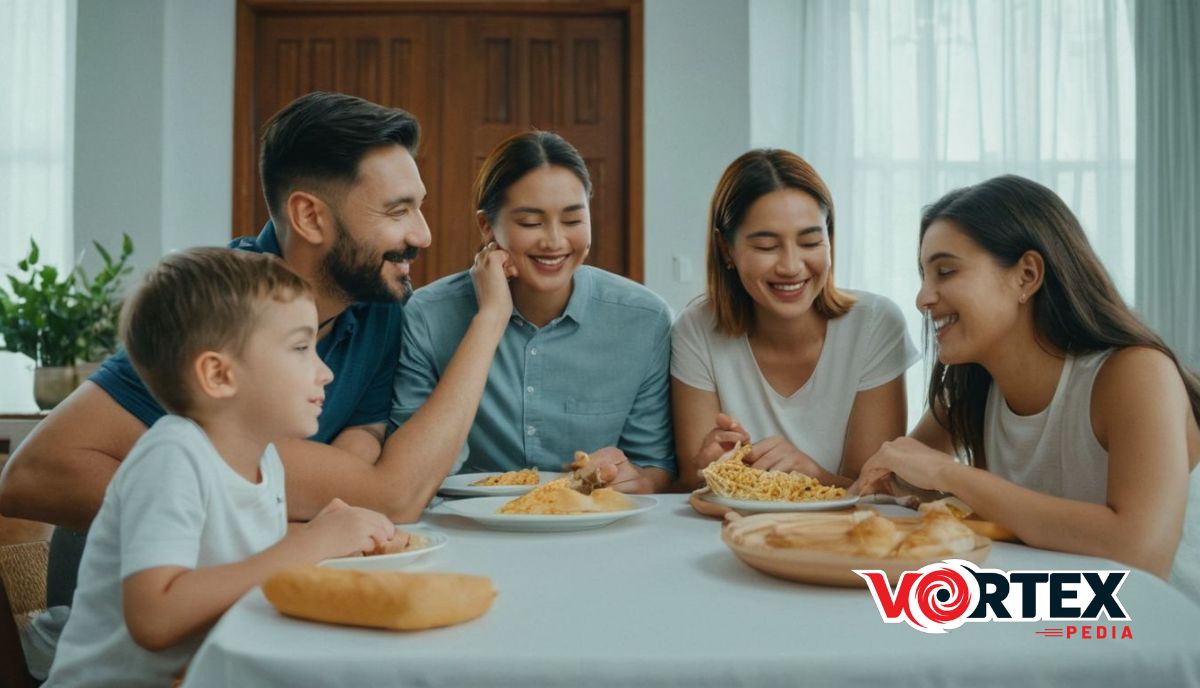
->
{"left": 391, "top": 131, "right": 675, "bottom": 492}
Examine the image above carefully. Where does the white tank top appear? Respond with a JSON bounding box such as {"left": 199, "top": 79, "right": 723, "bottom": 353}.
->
{"left": 983, "top": 350, "right": 1200, "bottom": 606}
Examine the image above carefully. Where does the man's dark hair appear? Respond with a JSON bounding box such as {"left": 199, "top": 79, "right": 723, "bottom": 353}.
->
{"left": 260, "top": 91, "right": 420, "bottom": 221}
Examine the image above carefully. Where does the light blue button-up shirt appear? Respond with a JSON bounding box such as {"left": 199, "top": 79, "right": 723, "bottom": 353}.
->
{"left": 390, "top": 266, "right": 676, "bottom": 475}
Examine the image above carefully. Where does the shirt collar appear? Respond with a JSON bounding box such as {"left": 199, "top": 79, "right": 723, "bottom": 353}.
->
{"left": 560, "top": 266, "right": 593, "bottom": 325}
{"left": 255, "top": 220, "right": 283, "bottom": 257}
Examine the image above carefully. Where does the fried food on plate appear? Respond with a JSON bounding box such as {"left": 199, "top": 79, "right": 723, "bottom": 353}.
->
{"left": 469, "top": 468, "right": 540, "bottom": 487}
{"left": 499, "top": 451, "right": 635, "bottom": 515}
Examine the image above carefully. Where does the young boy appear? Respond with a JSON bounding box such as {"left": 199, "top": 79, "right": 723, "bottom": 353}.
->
{"left": 44, "top": 248, "right": 398, "bottom": 687}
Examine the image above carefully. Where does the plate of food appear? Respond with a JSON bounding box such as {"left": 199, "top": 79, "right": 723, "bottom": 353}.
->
{"left": 698, "top": 491, "right": 859, "bottom": 513}
{"left": 320, "top": 527, "right": 448, "bottom": 571}
{"left": 721, "top": 508, "right": 991, "bottom": 587}
{"left": 440, "top": 451, "right": 656, "bottom": 531}
{"left": 438, "top": 468, "right": 566, "bottom": 497}
{"left": 694, "top": 442, "right": 859, "bottom": 513}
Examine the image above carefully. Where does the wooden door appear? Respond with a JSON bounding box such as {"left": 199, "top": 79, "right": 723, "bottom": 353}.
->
{"left": 236, "top": 2, "right": 639, "bottom": 287}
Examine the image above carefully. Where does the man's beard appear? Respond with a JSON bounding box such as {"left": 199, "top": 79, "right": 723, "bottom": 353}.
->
{"left": 320, "top": 214, "right": 418, "bottom": 303}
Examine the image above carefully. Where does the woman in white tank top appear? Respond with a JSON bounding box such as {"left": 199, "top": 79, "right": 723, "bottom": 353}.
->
{"left": 672, "top": 150, "right": 918, "bottom": 491}
{"left": 853, "top": 175, "right": 1200, "bottom": 605}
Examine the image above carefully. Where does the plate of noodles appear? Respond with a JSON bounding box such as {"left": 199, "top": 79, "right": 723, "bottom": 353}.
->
{"left": 438, "top": 469, "right": 565, "bottom": 497}
{"left": 698, "top": 442, "right": 858, "bottom": 513}
{"left": 699, "top": 492, "right": 859, "bottom": 513}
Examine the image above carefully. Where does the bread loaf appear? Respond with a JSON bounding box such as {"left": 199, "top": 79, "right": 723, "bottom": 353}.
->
{"left": 263, "top": 568, "right": 496, "bottom": 630}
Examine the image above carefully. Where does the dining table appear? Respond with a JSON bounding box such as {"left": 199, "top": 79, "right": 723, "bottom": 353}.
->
{"left": 182, "top": 494, "right": 1200, "bottom": 687}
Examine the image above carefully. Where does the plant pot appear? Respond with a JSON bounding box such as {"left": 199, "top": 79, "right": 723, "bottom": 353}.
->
{"left": 75, "top": 360, "right": 102, "bottom": 384}
{"left": 34, "top": 366, "right": 76, "bottom": 410}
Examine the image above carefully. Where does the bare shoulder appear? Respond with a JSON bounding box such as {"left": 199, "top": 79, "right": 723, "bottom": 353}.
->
{"left": 1092, "top": 346, "right": 1191, "bottom": 442}
{"left": 1094, "top": 346, "right": 1186, "bottom": 400}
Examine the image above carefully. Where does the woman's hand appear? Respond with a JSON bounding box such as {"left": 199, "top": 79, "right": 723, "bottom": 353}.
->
{"left": 745, "top": 435, "right": 824, "bottom": 477}
{"left": 691, "top": 413, "right": 751, "bottom": 475}
{"left": 850, "top": 437, "right": 956, "bottom": 495}
{"left": 470, "top": 241, "right": 517, "bottom": 323}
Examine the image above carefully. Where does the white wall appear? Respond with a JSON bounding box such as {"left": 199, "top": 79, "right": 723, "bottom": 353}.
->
{"left": 642, "top": 0, "right": 751, "bottom": 315}
{"left": 160, "top": 0, "right": 236, "bottom": 256}
{"left": 73, "top": 0, "right": 164, "bottom": 279}
{"left": 73, "top": 0, "right": 234, "bottom": 284}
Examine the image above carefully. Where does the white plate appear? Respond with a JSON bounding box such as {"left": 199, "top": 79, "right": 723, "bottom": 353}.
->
{"left": 438, "top": 471, "right": 566, "bottom": 497}
{"left": 699, "top": 492, "right": 859, "bottom": 513}
{"left": 440, "top": 495, "right": 658, "bottom": 532}
{"left": 319, "top": 528, "right": 447, "bottom": 570}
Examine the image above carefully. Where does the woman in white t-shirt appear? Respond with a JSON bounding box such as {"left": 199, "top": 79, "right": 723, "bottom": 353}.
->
{"left": 672, "top": 149, "right": 919, "bottom": 490}
{"left": 852, "top": 175, "right": 1200, "bottom": 604}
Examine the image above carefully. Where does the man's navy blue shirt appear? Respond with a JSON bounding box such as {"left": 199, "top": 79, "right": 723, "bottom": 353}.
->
{"left": 91, "top": 222, "right": 404, "bottom": 441}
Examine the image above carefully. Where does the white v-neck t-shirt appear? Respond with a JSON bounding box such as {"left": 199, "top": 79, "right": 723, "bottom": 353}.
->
{"left": 671, "top": 291, "right": 919, "bottom": 473}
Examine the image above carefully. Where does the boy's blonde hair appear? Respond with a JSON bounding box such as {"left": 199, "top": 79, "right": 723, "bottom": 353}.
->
{"left": 119, "top": 248, "right": 312, "bottom": 415}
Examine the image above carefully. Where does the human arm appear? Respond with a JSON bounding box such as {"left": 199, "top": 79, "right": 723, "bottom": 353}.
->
{"left": 280, "top": 247, "right": 516, "bottom": 522}
{"left": 0, "top": 381, "right": 144, "bottom": 530}
{"left": 852, "top": 348, "right": 1193, "bottom": 577}
{"left": 601, "top": 322, "right": 676, "bottom": 493}
{"left": 671, "top": 379, "right": 750, "bottom": 491}
{"left": 122, "top": 498, "right": 393, "bottom": 651}
{"left": 328, "top": 423, "right": 385, "bottom": 464}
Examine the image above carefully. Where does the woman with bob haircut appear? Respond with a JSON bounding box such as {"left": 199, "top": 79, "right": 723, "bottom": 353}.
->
{"left": 852, "top": 175, "right": 1200, "bottom": 603}
{"left": 672, "top": 149, "right": 919, "bottom": 490}
{"left": 391, "top": 131, "right": 675, "bottom": 493}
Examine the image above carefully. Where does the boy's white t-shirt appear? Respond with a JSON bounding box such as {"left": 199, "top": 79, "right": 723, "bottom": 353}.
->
{"left": 671, "top": 291, "right": 920, "bottom": 473}
{"left": 44, "top": 415, "right": 287, "bottom": 688}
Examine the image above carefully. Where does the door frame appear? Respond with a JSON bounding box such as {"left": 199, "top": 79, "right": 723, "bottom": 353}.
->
{"left": 233, "top": 0, "right": 644, "bottom": 282}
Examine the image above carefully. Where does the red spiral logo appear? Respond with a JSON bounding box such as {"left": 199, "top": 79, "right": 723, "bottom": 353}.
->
{"left": 914, "top": 567, "right": 972, "bottom": 625}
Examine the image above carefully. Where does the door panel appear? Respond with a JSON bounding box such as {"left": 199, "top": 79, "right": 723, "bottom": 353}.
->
{"left": 243, "top": 7, "right": 630, "bottom": 287}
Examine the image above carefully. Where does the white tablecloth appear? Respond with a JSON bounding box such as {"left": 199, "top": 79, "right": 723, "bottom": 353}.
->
{"left": 183, "top": 495, "right": 1200, "bottom": 687}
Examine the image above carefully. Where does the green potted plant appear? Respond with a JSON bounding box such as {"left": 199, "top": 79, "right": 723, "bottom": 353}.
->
{"left": 0, "top": 234, "right": 134, "bottom": 409}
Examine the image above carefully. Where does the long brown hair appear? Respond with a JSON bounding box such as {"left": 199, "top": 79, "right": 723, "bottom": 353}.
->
{"left": 922, "top": 175, "right": 1200, "bottom": 467}
{"left": 706, "top": 149, "right": 855, "bottom": 336}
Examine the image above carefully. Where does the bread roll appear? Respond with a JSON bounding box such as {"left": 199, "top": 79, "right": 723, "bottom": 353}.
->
{"left": 262, "top": 568, "right": 496, "bottom": 630}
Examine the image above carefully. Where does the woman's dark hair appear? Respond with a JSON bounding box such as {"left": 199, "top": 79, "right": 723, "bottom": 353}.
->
{"left": 472, "top": 130, "right": 592, "bottom": 224}
{"left": 260, "top": 91, "right": 420, "bottom": 221}
{"left": 921, "top": 174, "right": 1200, "bottom": 468}
{"left": 706, "top": 149, "right": 855, "bottom": 336}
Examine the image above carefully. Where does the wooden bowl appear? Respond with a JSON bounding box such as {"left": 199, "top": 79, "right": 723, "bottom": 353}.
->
{"left": 720, "top": 512, "right": 992, "bottom": 587}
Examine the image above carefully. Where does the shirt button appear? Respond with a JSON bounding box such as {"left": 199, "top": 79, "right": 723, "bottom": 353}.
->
{"left": 526, "top": 386, "right": 534, "bottom": 393}
{"left": 526, "top": 426, "right": 537, "bottom": 436}
{"left": 530, "top": 348, "right": 539, "bottom": 355}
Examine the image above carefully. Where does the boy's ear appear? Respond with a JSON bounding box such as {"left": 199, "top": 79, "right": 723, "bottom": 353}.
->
{"left": 287, "top": 191, "right": 332, "bottom": 248}
{"left": 192, "top": 351, "right": 237, "bottom": 400}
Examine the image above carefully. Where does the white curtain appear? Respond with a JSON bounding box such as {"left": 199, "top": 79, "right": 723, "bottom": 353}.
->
{"left": 1135, "top": 0, "right": 1200, "bottom": 369}
{"left": 751, "top": 0, "right": 1135, "bottom": 424}
{"left": 0, "top": 0, "right": 76, "bottom": 412}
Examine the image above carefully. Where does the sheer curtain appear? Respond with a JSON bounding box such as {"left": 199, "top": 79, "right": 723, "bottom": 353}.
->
{"left": 0, "top": 0, "right": 76, "bottom": 412}
{"left": 752, "top": 0, "right": 1135, "bottom": 424}
{"left": 1135, "top": 0, "right": 1200, "bottom": 369}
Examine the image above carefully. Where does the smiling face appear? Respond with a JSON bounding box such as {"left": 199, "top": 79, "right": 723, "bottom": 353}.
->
{"left": 320, "top": 145, "right": 431, "bottom": 302}
{"left": 727, "top": 189, "right": 831, "bottom": 323}
{"left": 235, "top": 295, "right": 334, "bottom": 439}
{"left": 917, "top": 219, "right": 1030, "bottom": 365}
{"left": 480, "top": 164, "right": 590, "bottom": 299}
